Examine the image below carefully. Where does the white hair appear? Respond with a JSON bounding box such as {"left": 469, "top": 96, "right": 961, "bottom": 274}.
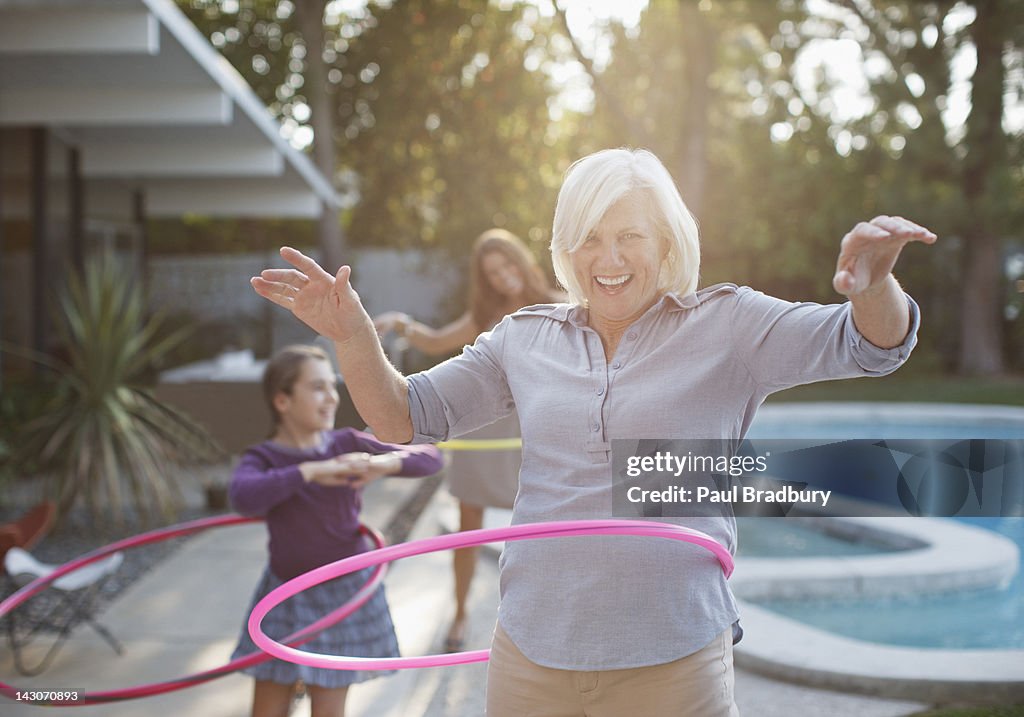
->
{"left": 550, "top": 148, "right": 701, "bottom": 305}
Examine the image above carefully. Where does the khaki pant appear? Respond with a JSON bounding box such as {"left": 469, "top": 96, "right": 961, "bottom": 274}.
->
{"left": 486, "top": 624, "right": 739, "bottom": 717}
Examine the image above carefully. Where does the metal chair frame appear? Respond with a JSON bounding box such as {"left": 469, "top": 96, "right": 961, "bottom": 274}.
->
{"left": 1, "top": 502, "right": 124, "bottom": 676}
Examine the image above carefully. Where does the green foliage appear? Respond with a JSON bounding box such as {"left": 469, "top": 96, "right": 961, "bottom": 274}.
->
{"left": 580, "top": 0, "right": 1022, "bottom": 372}
{"left": 147, "top": 216, "right": 315, "bottom": 255}
{"left": 178, "top": 0, "right": 301, "bottom": 119}
{"left": 0, "top": 373, "right": 54, "bottom": 496}
{"left": 334, "top": 0, "right": 572, "bottom": 259}
{"left": 169, "top": 0, "right": 1022, "bottom": 374}
{"left": 9, "top": 253, "right": 226, "bottom": 524}
{"left": 575, "top": 1, "right": 856, "bottom": 301}
{"left": 176, "top": 0, "right": 570, "bottom": 263}
{"left": 787, "top": 0, "right": 1021, "bottom": 373}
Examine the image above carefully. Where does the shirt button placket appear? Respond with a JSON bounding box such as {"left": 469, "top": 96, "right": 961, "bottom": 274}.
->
{"left": 598, "top": 354, "right": 615, "bottom": 437}
{"left": 588, "top": 331, "right": 608, "bottom": 438}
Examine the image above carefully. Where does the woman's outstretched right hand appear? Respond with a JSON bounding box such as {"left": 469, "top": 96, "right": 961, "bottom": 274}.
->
{"left": 251, "top": 247, "right": 369, "bottom": 343}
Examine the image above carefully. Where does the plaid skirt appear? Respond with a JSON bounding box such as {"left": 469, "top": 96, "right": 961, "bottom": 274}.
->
{"left": 232, "top": 565, "right": 399, "bottom": 688}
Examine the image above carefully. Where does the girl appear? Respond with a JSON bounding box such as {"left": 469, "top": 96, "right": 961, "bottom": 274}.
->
{"left": 229, "top": 344, "right": 442, "bottom": 717}
{"left": 373, "top": 228, "right": 562, "bottom": 652}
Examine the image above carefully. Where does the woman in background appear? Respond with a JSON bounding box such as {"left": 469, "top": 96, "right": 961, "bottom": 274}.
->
{"left": 374, "top": 228, "right": 561, "bottom": 652}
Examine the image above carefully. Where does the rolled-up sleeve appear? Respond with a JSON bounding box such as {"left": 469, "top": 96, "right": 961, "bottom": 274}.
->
{"left": 843, "top": 295, "right": 919, "bottom": 372}
{"left": 407, "top": 318, "right": 515, "bottom": 444}
{"left": 730, "top": 287, "right": 920, "bottom": 392}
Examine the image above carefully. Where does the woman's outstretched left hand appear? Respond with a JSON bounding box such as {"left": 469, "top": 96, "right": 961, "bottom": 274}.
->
{"left": 832, "top": 216, "right": 937, "bottom": 298}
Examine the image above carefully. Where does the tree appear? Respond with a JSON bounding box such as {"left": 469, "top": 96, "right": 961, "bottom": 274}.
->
{"left": 553, "top": 1, "right": 810, "bottom": 224}
{"left": 336, "top": 0, "right": 571, "bottom": 262}
{"left": 558, "top": 0, "right": 1023, "bottom": 373}
{"left": 958, "top": 0, "right": 1017, "bottom": 374}
{"left": 177, "top": 0, "right": 573, "bottom": 273}
{"left": 821, "top": 0, "right": 1022, "bottom": 374}
{"left": 559, "top": 0, "right": 853, "bottom": 297}
{"left": 178, "top": 0, "right": 346, "bottom": 269}
{"left": 294, "top": 0, "right": 345, "bottom": 270}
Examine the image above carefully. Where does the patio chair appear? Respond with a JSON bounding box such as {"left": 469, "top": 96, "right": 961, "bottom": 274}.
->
{"left": 1, "top": 502, "right": 125, "bottom": 676}
{"left": 0, "top": 501, "right": 55, "bottom": 562}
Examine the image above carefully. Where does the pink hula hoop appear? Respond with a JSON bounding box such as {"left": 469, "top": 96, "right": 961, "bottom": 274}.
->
{"left": 249, "top": 519, "right": 733, "bottom": 671}
{"left": 0, "top": 514, "right": 387, "bottom": 707}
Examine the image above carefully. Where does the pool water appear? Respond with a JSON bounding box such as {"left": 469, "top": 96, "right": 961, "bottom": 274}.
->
{"left": 753, "top": 517, "right": 1024, "bottom": 649}
{"left": 736, "top": 405, "right": 1024, "bottom": 648}
{"left": 736, "top": 518, "right": 904, "bottom": 558}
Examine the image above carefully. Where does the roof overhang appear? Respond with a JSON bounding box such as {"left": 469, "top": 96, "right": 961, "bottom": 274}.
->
{"left": 0, "top": 0, "right": 339, "bottom": 218}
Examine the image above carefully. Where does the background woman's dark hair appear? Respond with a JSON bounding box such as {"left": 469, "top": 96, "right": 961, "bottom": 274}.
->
{"left": 469, "top": 228, "right": 556, "bottom": 331}
{"left": 262, "top": 344, "right": 332, "bottom": 433}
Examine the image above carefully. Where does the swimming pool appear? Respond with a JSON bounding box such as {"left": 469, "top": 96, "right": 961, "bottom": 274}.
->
{"left": 752, "top": 516, "right": 1024, "bottom": 649}
{"left": 736, "top": 518, "right": 904, "bottom": 558}
{"left": 741, "top": 403, "right": 1024, "bottom": 650}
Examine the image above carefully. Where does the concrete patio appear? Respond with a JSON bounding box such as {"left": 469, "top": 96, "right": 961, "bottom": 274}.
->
{"left": 1, "top": 473, "right": 933, "bottom": 716}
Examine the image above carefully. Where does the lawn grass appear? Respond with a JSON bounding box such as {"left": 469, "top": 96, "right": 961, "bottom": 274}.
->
{"left": 768, "top": 373, "right": 1024, "bottom": 406}
{"left": 910, "top": 707, "right": 1024, "bottom": 717}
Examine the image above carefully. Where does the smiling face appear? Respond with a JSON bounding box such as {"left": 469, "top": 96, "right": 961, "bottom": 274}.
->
{"left": 570, "top": 191, "right": 665, "bottom": 335}
{"left": 273, "top": 357, "right": 339, "bottom": 440}
{"left": 480, "top": 249, "right": 526, "bottom": 300}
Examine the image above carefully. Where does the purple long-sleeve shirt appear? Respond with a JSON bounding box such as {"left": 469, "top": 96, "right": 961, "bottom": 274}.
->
{"left": 230, "top": 428, "right": 442, "bottom": 580}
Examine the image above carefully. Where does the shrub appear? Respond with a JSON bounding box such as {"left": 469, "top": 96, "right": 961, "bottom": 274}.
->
{"left": 8, "top": 253, "right": 226, "bottom": 524}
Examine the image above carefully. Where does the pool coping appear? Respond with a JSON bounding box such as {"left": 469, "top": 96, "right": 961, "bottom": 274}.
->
{"left": 734, "top": 516, "right": 1020, "bottom": 599}
{"left": 734, "top": 601, "right": 1024, "bottom": 704}
{"left": 733, "top": 516, "right": 1024, "bottom": 703}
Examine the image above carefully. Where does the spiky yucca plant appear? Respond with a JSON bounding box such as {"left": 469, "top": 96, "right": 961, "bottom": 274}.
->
{"left": 15, "top": 253, "right": 225, "bottom": 524}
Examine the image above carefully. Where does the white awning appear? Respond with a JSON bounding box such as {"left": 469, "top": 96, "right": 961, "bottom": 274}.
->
{"left": 0, "top": 0, "right": 338, "bottom": 218}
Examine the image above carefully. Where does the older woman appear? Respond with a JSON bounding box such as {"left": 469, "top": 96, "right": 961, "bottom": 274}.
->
{"left": 251, "top": 148, "right": 934, "bottom": 716}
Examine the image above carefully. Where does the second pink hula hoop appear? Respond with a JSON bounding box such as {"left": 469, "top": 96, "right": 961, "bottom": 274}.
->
{"left": 0, "top": 515, "right": 387, "bottom": 706}
{"left": 249, "top": 518, "right": 733, "bottom": 671}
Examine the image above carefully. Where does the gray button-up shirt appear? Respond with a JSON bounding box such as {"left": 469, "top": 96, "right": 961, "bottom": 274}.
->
{"left": 407, "top": 284, "right": 919, "bottom": 670}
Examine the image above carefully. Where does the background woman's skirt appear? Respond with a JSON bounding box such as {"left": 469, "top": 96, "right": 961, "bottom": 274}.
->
{"left": 446, "top": 412, "right": 521, "bottom": 510}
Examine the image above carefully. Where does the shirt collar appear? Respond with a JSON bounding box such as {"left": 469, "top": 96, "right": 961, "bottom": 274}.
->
{"left": 516, "top": 284, "right": 737, "bottom": 327}
{"left": 562, "top": 291, "right": 705, "bottom": 327}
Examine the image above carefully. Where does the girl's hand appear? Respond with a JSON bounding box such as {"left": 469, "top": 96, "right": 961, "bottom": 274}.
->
{"left": 251, "top": 247, "right": 370, "bottom": 343}
{"left": 299, "top": 452, "right": 402, "bottom": 488}
{"left": 832, "top": 216, "right": 936, "bottom": 298}
{"left": 340, "top": 452, "right": 403, "bottom": 488}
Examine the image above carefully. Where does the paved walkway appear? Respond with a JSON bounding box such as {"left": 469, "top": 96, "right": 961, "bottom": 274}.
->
{"left": 1, "top": 476, "right": 931, "bottom": 716}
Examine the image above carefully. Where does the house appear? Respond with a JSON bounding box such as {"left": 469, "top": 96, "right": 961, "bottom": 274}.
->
{"left": 0, "top": 0, "right": 340, "bottom": 370}
{"left": 0, "top": 0, "right": 462, "bottom": 450}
